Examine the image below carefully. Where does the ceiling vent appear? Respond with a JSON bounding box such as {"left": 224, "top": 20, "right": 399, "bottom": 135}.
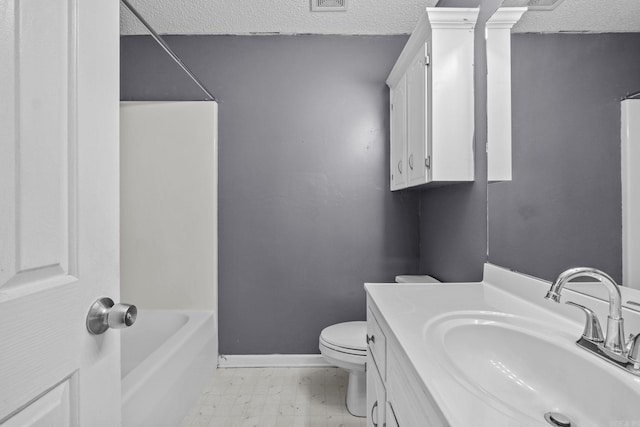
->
{"left": 311, "top": 0, "right": 348, "bottom": 12}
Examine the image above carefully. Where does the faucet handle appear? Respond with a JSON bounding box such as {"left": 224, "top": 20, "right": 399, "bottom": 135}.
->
{"left": 566, "top": 301, "right": 605, "bottom": 343}
{"left": 626, "top": 333, "right": 640, "bottom": 368}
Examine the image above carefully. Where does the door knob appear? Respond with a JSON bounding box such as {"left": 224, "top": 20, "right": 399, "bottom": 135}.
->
{"left": 86, "top": 297, "right": 138, "bottom": 335}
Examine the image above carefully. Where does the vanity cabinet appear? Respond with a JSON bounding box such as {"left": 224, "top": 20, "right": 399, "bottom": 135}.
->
{"left": 366, "top": 353, "right": 386, "bottom": 427}
{"left": 387, "top": 347, "right": 446, "bottom": 426}
{"left": 367, "top": 299, "right": 447, "bottom": 426}
{"left": 387, "top": 8, "right": 478, "bottom": 191}
{"left": 366, "top": 307, "right": 387, "bottom": 427}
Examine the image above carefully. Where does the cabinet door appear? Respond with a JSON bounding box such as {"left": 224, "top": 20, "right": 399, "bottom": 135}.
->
{"left": 366, "top": 353, "right": 386, "bottom": 427}
{"left": 390, "top": 74, "right": 407, "bottom": 191}
{"left": 406, "top": 44, "right": 430, "bottom": 186}
{"left": 386, "top": 402, "right": 399, "bottom": 427}
{"left": 387, "top": 346, "right": 447, "bottom": 426}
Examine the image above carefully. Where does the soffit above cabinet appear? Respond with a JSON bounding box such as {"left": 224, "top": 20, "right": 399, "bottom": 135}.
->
{"left": 120, "top": 0, "right": 439, "bottom": 36}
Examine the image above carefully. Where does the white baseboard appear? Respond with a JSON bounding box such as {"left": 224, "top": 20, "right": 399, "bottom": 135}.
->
{"left": 217, "top": 354, "right": 332, "bottom": 368}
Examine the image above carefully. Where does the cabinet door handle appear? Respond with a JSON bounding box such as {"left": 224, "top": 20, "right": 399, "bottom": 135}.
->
{"left": 397, "top": 160, "right": 402, "bottom": 174}
{"left": 408, "top": 154, "right": 414, "bottom": 170}
{"left": 371, "top": 401, "right": 379, "bottom": 427}
{"left": 366, "top": 334, "right": 375, "bottom": 344}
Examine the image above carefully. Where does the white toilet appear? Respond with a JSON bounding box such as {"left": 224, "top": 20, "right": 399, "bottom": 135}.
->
{"left": 319, "top": 321, "right": 367, "bottom": 417}
{"left": 319, "top": 274, "right": 441, "bottom": 418}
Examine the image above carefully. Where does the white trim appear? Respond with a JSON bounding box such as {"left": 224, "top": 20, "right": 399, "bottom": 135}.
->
{"left": 622, "top": 100, "right": 640, "bottom": 290}
{"left": 386, "top": 8, "right": 479, "bottom": 87}
{"left": 217, "top": 354, "right": 332, "bottom": 368}
{"left": 485, "top": 7, "right": 527, "bottom": 29}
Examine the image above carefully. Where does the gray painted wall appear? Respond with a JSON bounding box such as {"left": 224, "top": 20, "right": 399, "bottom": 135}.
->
{"left": 120, "top": 35, "right": 419, "bottom": 354}
{"left": 417, "top": 0, "right": 501, "bottom": 282}
{"left": 488, "top": 33, "right": 640, "bottom": 284}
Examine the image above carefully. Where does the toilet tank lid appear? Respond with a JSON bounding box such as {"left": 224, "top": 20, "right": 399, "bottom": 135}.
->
{"left": 395, "top": 275, "right": 441, "bottom": 283}
{"left": 320, "top": 321, "right": 366, "bottom": 351}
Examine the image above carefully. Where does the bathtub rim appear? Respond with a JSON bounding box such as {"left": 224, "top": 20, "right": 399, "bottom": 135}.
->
{"left": 121, "top": 308, "right": 217, "bottom": 403}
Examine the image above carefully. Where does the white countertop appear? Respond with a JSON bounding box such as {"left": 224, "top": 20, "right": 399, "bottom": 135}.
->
{"left": 365, "top": 264, "right": 640, "bottom": 426}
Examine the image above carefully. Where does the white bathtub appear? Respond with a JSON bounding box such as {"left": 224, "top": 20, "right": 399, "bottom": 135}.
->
{"left": 121, "top": 310, "right": 217, "bottom": 427}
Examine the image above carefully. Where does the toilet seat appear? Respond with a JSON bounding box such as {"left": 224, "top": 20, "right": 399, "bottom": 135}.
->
{"left": 319, "top": 321, "right": 366, "bottom": 355}
{"left": 319, "top": 338, "right": 367, "bottom": 357}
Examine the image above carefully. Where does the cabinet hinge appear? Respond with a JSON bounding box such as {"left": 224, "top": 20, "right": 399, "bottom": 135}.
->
{"left": 364, "top": 362, "right": 367, "bottom": 372}
{"left": 425, "top": 55, "right": 430, "bottom": 66}
{"left": 391, "top": 103, "right": 394, "bottom": 110}
{"left": 425, "top": 155, "right": 431, "bottom": 169}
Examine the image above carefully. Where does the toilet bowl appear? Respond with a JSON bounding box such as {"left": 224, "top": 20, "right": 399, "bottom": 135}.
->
{"left": 318, "top": 321, "right": 367, "bottom": 417}
{"left": 319, "top": 276, "right": 440, "bottom": 417}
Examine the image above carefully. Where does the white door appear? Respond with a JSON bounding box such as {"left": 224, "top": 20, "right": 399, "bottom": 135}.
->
{"left": 0, "top": 0, "right": 121, "bottom": 425}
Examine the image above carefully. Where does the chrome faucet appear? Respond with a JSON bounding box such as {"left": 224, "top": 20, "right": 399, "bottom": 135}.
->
{"left": 546, "top": 267, "right": 625, "bottom": 353}
{"left": 546, "top": 267, "right": 640, "bottom": 375}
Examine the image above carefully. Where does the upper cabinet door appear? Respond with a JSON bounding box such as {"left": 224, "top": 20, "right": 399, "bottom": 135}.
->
{"left": 0, "top": 0, "right": 121, "bottom": 425}
{"left": 406, "top": 45, "right": 429, "bottom": 187}
{"left": 390, "top": 74, "right": 408, "bottom": 191}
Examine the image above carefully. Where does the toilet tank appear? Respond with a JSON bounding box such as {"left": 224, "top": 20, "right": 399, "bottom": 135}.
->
{"left": 395, "top": 275, "right": 441, "bottom": 283}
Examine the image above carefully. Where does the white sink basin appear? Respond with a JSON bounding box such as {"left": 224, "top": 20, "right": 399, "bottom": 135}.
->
{"left": 424, "top": 311, "right": 640, "bottom": 426}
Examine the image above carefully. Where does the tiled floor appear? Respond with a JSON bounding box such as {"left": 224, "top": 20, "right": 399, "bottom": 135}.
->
{"left": 180, "top": 367, "right": 367, "bottom": 427}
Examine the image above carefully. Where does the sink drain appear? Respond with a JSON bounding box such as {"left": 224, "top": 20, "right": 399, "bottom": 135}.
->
{"left": 544, "top": 412, "right": 572, "bottom": 427}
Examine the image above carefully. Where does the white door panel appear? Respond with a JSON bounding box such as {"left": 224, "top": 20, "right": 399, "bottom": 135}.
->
{"left": 0, "top": 0, "right": 120, "bottom": 425}
{"left": 3, "top": 380, "right": 74, "bottom": 427}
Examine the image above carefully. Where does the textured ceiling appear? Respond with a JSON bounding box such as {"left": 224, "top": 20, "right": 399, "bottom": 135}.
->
{"left": 511, "top": 0, "right": 640, "bottom": 33}
{"left": 120, "top": 0, "right": 437, "bottom": 35}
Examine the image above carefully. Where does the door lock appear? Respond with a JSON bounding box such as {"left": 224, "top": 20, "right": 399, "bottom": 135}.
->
{"left": 86, "top": 297, "right": 137, "bottom": 335}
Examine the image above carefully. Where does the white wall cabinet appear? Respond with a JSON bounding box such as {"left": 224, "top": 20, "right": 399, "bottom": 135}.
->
{"left": 367, "top": 299, "right": 448, "bottom": 425}
{"left": 387, "top": 8, "right": 478, "bottom": 190}
{"left": 486, "top": 7, "right": 527, "bottom": 181}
